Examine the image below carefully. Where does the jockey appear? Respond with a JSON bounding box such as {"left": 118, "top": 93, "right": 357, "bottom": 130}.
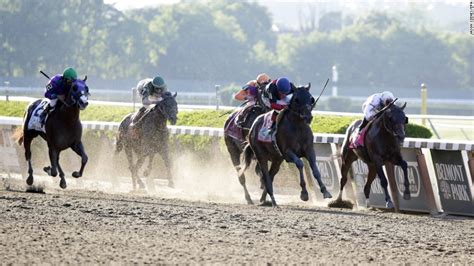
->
{"left": 262, "top": 77, "right": 294, "bottom": 133}
{"left": 359, "top": 91, "right": 395, "bottom": 130}
{"left": 233, "top": 73, "right": 272, "bottom": 127}
{"left": 40, "top": 67, "right": 78, "bottom": 125}
{"left": 233, "top": 80, "right": 258, "bottom": 102}
{"left": 129, "top": 75, "right": 168, "bottom": 129}
{"left": 256, "top": 73, "right": 271, "bottom": 87}
{"left": 233, "top": 73, "right": 272, "bottom": 103}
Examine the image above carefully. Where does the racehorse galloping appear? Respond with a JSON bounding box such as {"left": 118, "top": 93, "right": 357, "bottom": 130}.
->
{"left": 115, "top": 91, "right": 178, "bottom": 191}
{"left": 16, "top": 78, "right": 90, "bottom": 189}
{"left": 240, "top": 84, "right": 332, "bottom": 207}
{"left": 224, "top": 93, "right": 269, "bottom": 204}
{"left": 334, "top": 101, "right": 410, "bottom": 209}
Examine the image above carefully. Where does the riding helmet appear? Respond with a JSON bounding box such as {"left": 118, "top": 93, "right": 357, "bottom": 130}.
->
{"left": 152, "top": 76, "right": 167, "bottom": 90}
{"left": 63, "top": 67, "right": 77, "bottom": 80}
{"left": 256, "top": 73, "right": 271, "bottom": 85}
{"left": 381, "top": 91, "right": 394, "bottom": 102}
{"left": 276, "top": 77, "right": 291, "bottom": 94}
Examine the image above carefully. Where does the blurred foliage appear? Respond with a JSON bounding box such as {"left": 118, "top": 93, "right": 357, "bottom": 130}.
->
{"left": 0, "top": 0, "right": 471, "bottom": 90}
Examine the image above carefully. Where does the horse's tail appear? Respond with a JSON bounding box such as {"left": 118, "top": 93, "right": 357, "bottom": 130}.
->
{"left": 115, "top": 134, "right": 123, "bottom": 154}
{"left": 12, "top": 128, "right": 24, "bottom": 146}
{"left": 115, "top": 116, "right": 131, "bottom": 154}
{"left": 238, "top": 144, "right": 253, "bottom": 177}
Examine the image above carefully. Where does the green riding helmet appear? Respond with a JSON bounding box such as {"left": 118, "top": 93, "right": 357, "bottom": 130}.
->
{"left": 63, "top": 67, "right": 77, "bottom": 80}
{"left": 152, "top": 76, "right": 167, "bottom": 90}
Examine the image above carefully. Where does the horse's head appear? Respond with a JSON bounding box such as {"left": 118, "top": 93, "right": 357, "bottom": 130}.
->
{"left": 156, "top": 91, "right": 178, "bottom": 125}
{"left": 288, "top": 83, "right": 315, "bottom": 124}
{"left": 383, "top": 102, "right": 408, "bottom": 143}
{"left": 66, "top": 76, "right": 90, "bottom": 110}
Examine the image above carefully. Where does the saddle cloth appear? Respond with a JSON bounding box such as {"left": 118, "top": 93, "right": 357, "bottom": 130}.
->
{"left": 257, "top": 112, "right": 273, "bottom": 143}
{"left": 349, "top": 127, "right": 367, "bottom": 149}
{"left": 27, "top": 99, "right": 49, "bottom": 133}
{"left": 224, "top": 111, "right": 243, "bottom": 141}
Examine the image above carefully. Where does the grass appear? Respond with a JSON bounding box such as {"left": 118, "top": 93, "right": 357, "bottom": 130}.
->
{"left": 0, "top": 100, "right": 432, "bottom": 138}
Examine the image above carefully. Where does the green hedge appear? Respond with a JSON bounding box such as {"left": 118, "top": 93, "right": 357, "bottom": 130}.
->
{"left": 0, "top": 101, "right": 432, "bottom": 138}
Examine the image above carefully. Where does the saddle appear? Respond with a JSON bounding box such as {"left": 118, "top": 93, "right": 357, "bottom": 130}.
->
{"left": 235, "top": 104, "right": 255, "bottom": 129}
{"left": 224, "top": 111, "right": 244, "bottom": 141}
{"left": 349, "top": 120, "right": 373, "bottom": 149}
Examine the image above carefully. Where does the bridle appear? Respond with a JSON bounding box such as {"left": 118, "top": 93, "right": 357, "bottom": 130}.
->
{"left": 288, "top": 90, "right": 314, "bottom": 122}
{"left": 381, "top": 107, "right": 405, "bottom": 139}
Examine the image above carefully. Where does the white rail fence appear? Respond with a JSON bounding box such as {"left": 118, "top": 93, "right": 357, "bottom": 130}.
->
{"left": 0, "top": 116, "right": 473, "bottom": 216}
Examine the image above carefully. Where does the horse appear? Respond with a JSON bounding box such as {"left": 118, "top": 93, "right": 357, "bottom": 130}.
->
{"left": 115, "top": 91, "right": 178, "bottom": 191}
{"left": 224, "top": 90, "right": 270, "bottom": 204}
{"left": 333, "top": 101, "right": 410, "bottom": 209}
{"left": 16, "top": 77, "right": 90, "bottom": 189}
{"left": 239, "top": 84, "right": 332, "bottom": 207}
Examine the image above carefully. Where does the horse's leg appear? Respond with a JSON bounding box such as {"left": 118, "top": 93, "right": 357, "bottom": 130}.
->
{"left": 52, "top": 150, "right": 67, "bottom": 189}
{"left": 256, "top": 159, "right": 277, "bottom": 207}
{"left": 395, "top": 156, "right": 411, "bottom": 200}
{"left": 143, "top": 154, "right": 153, "bottom": 177}
{"left": 45, "top": 148, "right": 58, "bottom": 177}
{"left": 143, "top": 154, "right": 156, "bottom": 192}
{"left": 70, "top": 141, "right": 88, "bottom": 178}
{"left": 286, "top": 151, "right": 310, "bottom": 201}
{"left": 260, "top": 158, "right": 282, "bottom": 204}
{"left": 306, "top": 149, "right": 332, "bottom": 199}
{"left": 23, "top": 134, "right": 35, "bottom": 185}
{"left": 336, "top": 150, "right": 358, "bottom": 201}
{"left": 364, "top": 165, "right": 377, "bottom": 208}
{"left": 227, "top": 138, "right": 253, "bottom": 204}
{"left": 134, "top": 155, "right": 147, "bottom": 189}
{"left": 160, "top": 145, "right": 174, "bottom": 188}
{"left": 124, "top": 147, "right": 137, "bottom": 190}
{"left": 375, "top": 164, "right": 394, "bottom": 209}
{"left": 257, "top": 164, "right": 268, "bottom": 204}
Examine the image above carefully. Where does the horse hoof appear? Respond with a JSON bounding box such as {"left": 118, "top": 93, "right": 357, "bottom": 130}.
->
{"left": 167, "top": 180, "right": 175, "bottom": 188}
{"left": 403, "top": 192, "right": 411, "bottom": 200}
{"left": 59, "top": 179, "right": 67, "bottom": 189}
{"left": 245, "top": 196, "right": 254, "bottom": 205}
{"left": 26, "top": 176, "right": 33, "bottom": 186}
{"left": 72, "top": 171, "right": 81, "bottom": 178}
{"left": 43, "top": 166, "right": 52, "bottom": 176}
{"left": 300, "top": 191, "right": 309, "bottom": 202}
{"left": 323, "top": 191, "right": 332, "bottom": 199}
{"left": 386, "top": 201, "right": 394, "bottom": 209}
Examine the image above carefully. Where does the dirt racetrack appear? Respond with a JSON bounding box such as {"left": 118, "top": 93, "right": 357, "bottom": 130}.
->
{"left": 1, "top": 176, "right": 473, "bottom": 264}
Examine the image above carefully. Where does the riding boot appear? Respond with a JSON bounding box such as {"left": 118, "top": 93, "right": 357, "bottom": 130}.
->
{"left": 268, "top": 111, "right": 278, "bottom": 136}
{"left": 131, "top": 106, "right": 147, "bottom": 126}
{"left": 40, "top": 104, "right": 52, "bottom": 127}
{"left": 358, "top": 118, "right": 369, "bottom": 131}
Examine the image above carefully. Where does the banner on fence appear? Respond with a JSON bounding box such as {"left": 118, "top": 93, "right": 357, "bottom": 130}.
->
{"left": 430, "top": 150, "right": 474, "bottom": 216}
{"left": 350, "top": 148, "right": 431, "bottom": 212}
{"left": 311, "top": 143, "right": 341, "bottom": 201}
{"left": 0, "top": 125, "right": 21, "bottom": 174}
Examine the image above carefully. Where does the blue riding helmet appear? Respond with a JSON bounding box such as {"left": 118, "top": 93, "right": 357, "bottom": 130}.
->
{"left": 276, "top": 77, "right": 291, "bottom": 94}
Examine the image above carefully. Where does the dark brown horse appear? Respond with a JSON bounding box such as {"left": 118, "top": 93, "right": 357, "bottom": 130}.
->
{"left": 17, "top": 78, "right": 90, "bottom": 189}
{"left": 115, "top": 91, "right": 178, "bottom": 191}
{"left": 224, "top": 90, "right": 269, "bottom": 204}
{"left": 239, "top": 84, "right": 332, "bottom": 207}
{"left": 333, "top": 101, "right": 410, "bottom": 209}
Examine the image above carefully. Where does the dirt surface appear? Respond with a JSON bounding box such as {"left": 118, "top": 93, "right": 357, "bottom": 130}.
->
{"left": 1, "top": 178, "right": 473, "bottom": 264}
